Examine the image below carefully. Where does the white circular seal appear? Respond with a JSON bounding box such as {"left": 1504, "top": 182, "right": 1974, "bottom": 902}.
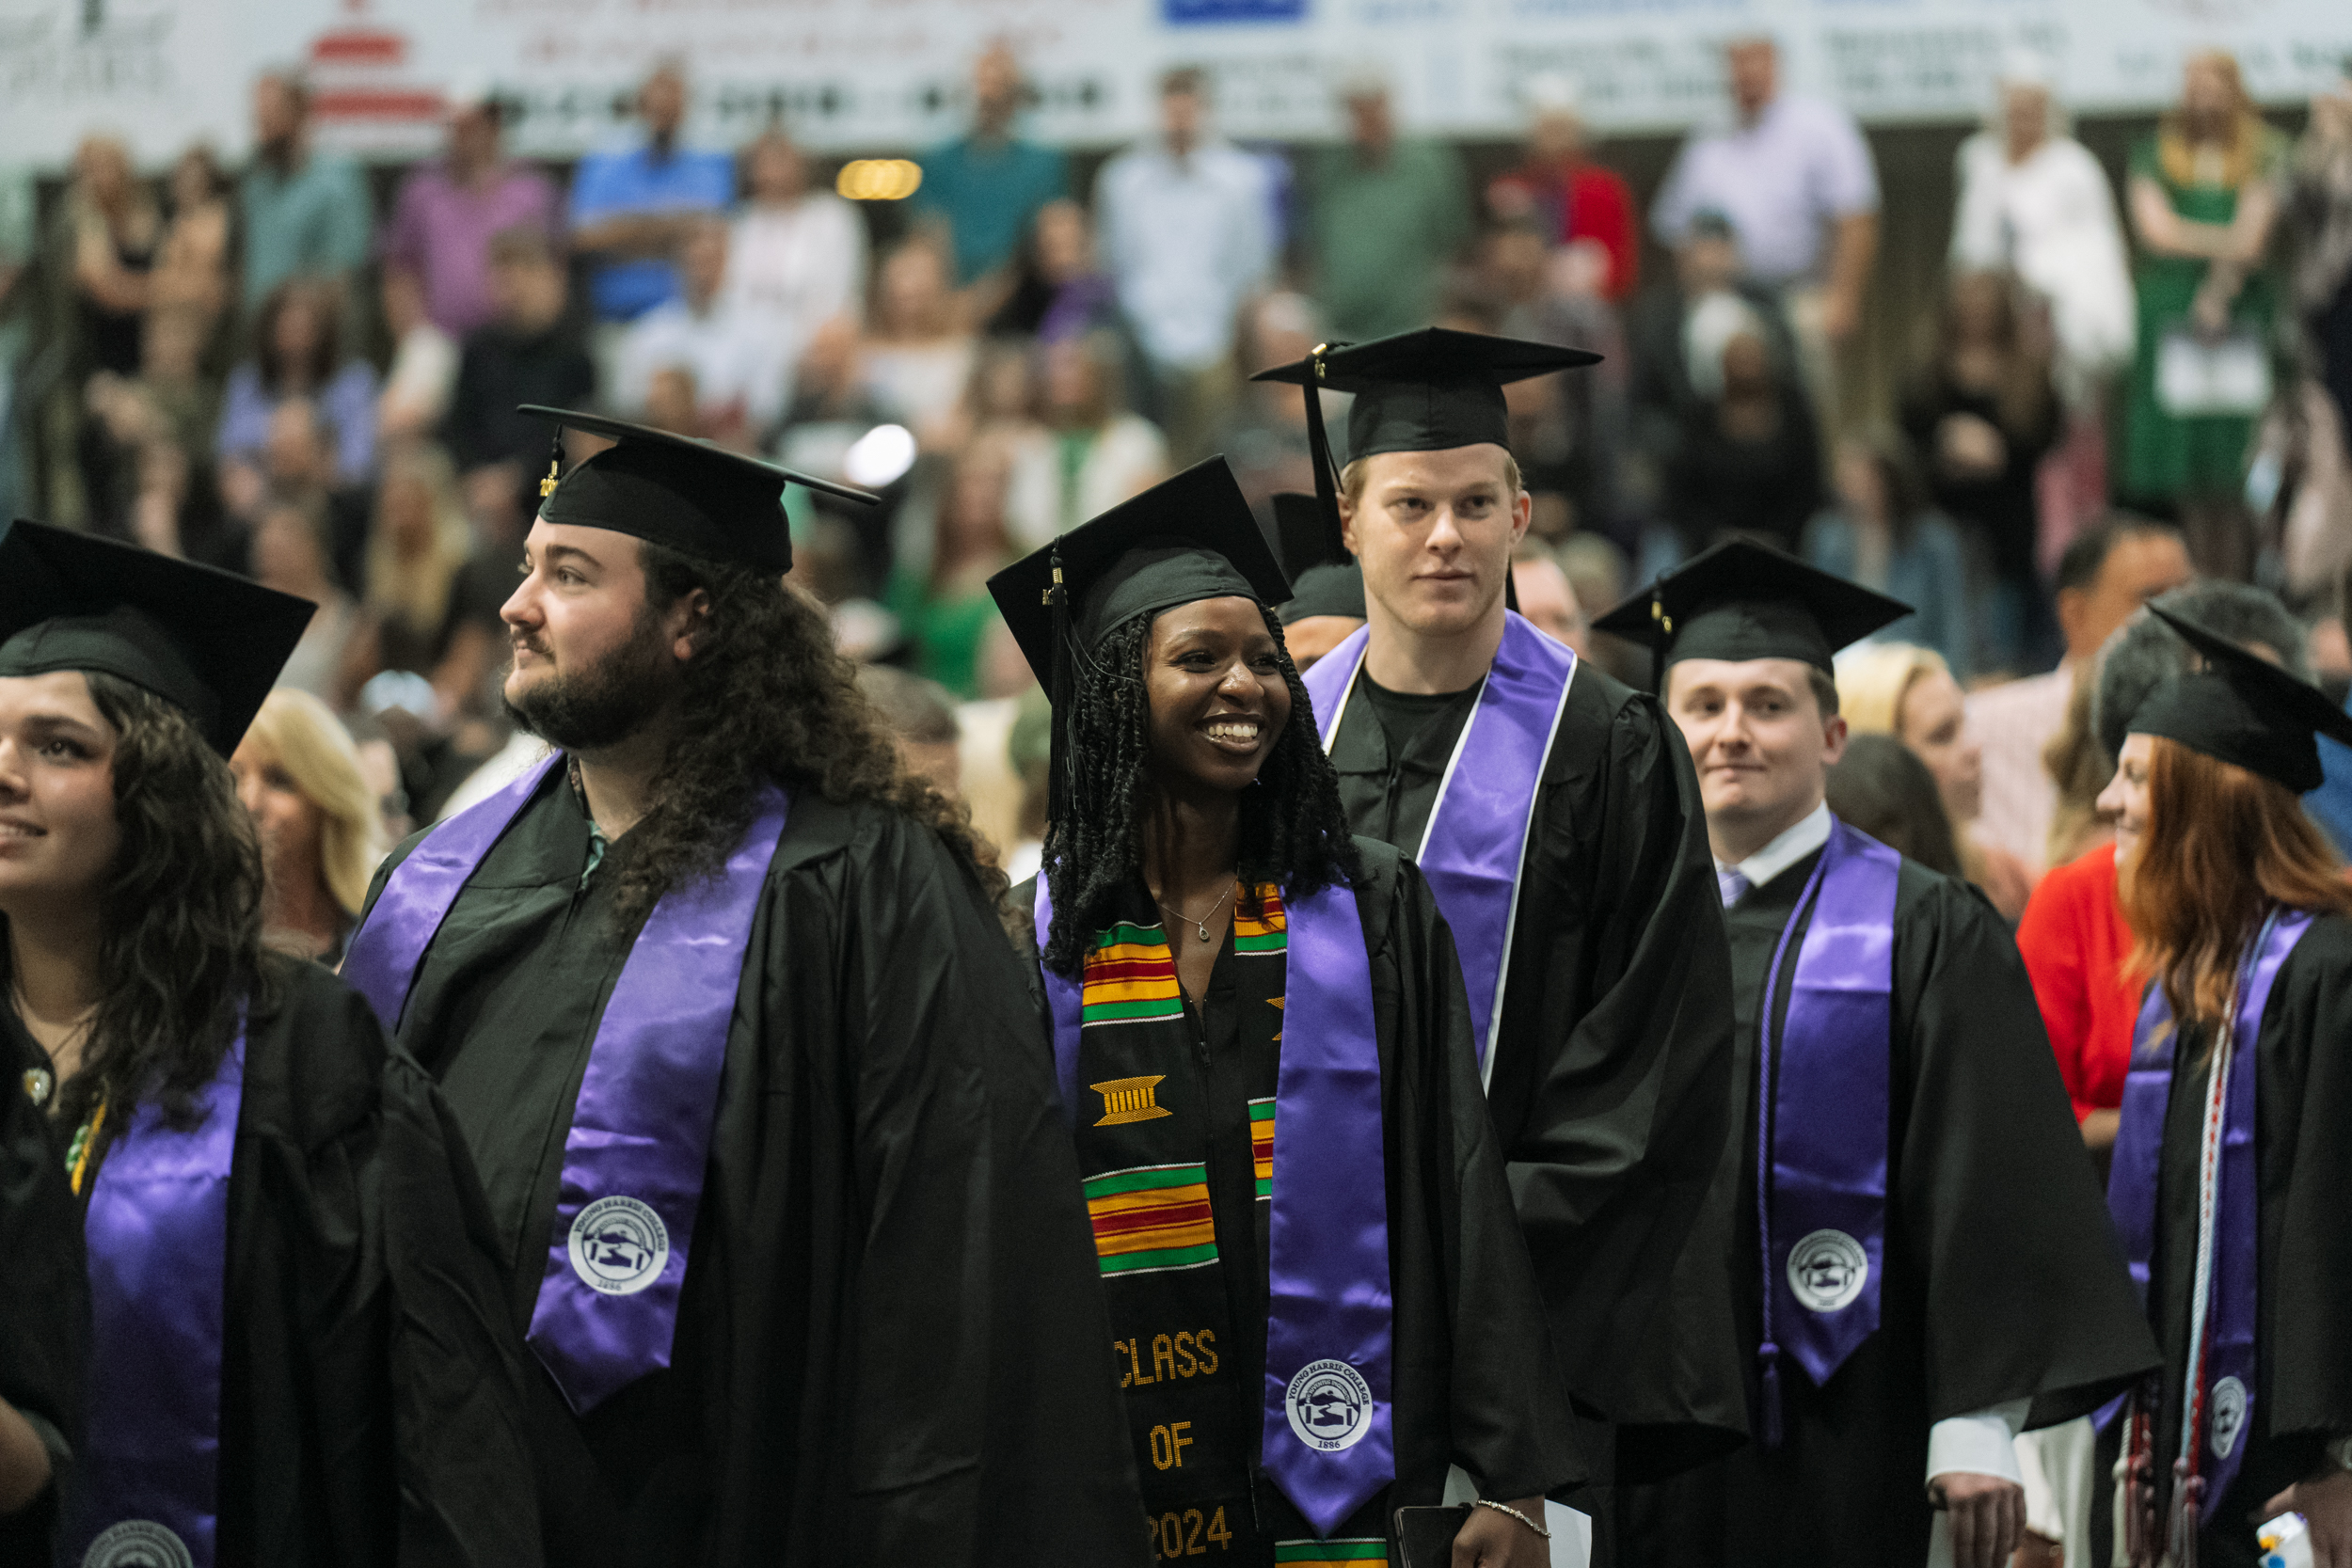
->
{"left": 1284, "top": 1359, "right": 1375, "bottom": 1452}
{"left": 83, "top": 1519, "right": 194, "bottom": 1568}
{"left": 1787, "top": 1228, "right": 1870, "bottom": 1314}
{"left": 566, "top": 1196, "right": 671, "bottom": 1296}
{"left": 2210, "top": 1375, "right": 2249, "bottom": 1460}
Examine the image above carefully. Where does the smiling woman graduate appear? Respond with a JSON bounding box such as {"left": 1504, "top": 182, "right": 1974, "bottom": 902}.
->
{"left": 992, "top": 457, "right": 1579, "bottom": 1568}
{"left": 0, "top": 519, "right": 535, "bottom": 1567}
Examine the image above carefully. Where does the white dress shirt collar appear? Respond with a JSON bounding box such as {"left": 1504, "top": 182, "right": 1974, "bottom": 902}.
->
{"left": 1718, "top": 800, "right": 1833, "bottom": 893}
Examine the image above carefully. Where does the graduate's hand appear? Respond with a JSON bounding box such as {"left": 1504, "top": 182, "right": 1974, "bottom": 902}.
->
{"left": 2262, "top": 1466, "right": 2352, "bottom": 1568}
{"left": 0, "top": 1395, "right": 52, "bottom": 1515}
{"left": 1929, "top": 1471, "right": 2024, "bottom": 1568}
{"left": 1451, "top": 1497, "right": 1550, "bottom": 1568}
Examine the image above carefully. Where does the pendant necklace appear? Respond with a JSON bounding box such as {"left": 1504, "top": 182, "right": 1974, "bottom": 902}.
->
{"left": 1156, "top": 879, "right": 1237, "bottom": 943}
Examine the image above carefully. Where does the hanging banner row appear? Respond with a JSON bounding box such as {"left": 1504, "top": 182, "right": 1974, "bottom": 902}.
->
{"left": 3, "top": 0, "right": 2348, "bottom": 169}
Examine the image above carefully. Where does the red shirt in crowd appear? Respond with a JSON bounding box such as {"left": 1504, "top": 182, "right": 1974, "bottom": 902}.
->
{"left": 2015, "top": 839, "right": 2140, "bottom": 1121}
{"left": 1488, "top": 160, "right": 1640, "bottom": 302}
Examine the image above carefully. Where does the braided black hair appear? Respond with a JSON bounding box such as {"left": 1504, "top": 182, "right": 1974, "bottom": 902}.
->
{"left": 1040, "top": 603, "right": 1360, "bottom": 976}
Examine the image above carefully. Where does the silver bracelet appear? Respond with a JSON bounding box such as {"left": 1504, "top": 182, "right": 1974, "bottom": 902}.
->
{"left": 1471, "top": 1499, "right": 1551, "bottom": 1540}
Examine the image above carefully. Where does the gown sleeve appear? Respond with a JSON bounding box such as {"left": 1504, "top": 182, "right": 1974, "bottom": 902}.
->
{"left": 0, "top": 1022, "right": 83, "bottom": 1560}
{"left": 2255, "top": 919, "right": 2352, "bottom": 1444}
{"left": 1492, "top": 685, "right": 1740, "bottom": 1474}
{"left": 1894, "top": 879, "right": 2159, "bottom": 1426}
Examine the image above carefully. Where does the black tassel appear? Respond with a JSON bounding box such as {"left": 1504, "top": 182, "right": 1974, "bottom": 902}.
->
{"left": 1044, "top": 544, "right": 1074, "bottom": 825}
{"left": 1756, "top": 1341, "right": 1784, "bottom": 1449}
{"left": 1648, "top": 592, "right": 1673, "bottom": 695}
{"left": 1303, "top": 342, "right": 1350, "bottom": 566}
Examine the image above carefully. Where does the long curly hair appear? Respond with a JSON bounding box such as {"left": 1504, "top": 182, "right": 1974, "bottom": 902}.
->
{"left": 606, "top": 542, "right": 1003, "bottom": 926}
{"left": 1040, "top": 603, "right": 1360, "bottom": 976}
{"left": 1, "top": 673, "right": 274, "bottom": 1132}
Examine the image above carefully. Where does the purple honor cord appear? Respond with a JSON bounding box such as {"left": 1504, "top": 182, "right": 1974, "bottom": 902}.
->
{"left": 1303, "top": 612, "right": 1575, "bottom": 1080}
{"left": 1036, "top": 878, "right": 1393, "bottom": 1536}
{"left": 69, "top": 1026, "right": 246, "bottom": 1568}
{"left": 1752, "top": 818, "right": 1899, "bottom": 1448}
{"left": 342, "top": 754, "right": 790, "bottom": 1414}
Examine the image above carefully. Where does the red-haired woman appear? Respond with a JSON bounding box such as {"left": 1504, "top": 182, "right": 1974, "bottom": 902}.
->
{"left": 2095, "top": 605, "right": 2352, "bottom": 1568}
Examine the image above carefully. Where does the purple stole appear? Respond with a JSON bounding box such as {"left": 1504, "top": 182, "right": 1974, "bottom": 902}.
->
{"left": 2106, "top": 908, "right": 2309, "bottom": 1524}
{"left": 1752, "top": 817, "right": 1900, "bottom": 1445}
{"left": 1035, "top": 878, "right": 1394, "bottom": 1537}
{"left": 342, "top": 755, "right": 790, "bottom": 1414}
{"left": 67, "top": 1027, "right": 246, "bottom": 1568}
{"left": 1302, "top": 611, "right": 1576, "bottom": 1080}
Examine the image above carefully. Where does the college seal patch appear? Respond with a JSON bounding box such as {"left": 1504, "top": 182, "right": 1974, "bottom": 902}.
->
{"left": 1787, "top": 1227, "right": 1870, "bottom": 1314}
{"left": 2210, "top": 1375, "right": 2249, "bottom": 1460}
{"left": 1283, "top": 1358, "right": 1375, "bottom": 1452}
{"left": 567, "top": 1195, "right": 671, "bottom": 1296}
{"left": 82, "top": 1519, "right": 194, "bottom": 1568}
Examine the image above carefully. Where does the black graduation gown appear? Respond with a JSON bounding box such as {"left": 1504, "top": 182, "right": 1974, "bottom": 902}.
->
{"left": 0, "top": 1019, "right": 83, "bottom": 1563}
{"left": 1014, "top": 839, "right": 1581, "bottom": 1560}
{"left": 1618, "top": 847, "right": 2160, "bottom": 1568}
{"left": 1325, "top": 662, "right": 1742, "bottom": 1493}
{"left": 0, "top": 957, "right": 538, "bottom": 1568}
{"left": 2145, "top": 914, "right": 2352, "bottom": 1568}
{"left": 361, "top": 770, "right": 1148, "bottom": 1568}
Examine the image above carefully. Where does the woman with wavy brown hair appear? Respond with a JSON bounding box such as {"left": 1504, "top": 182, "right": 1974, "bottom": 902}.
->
{"left": 2095, "top": 605, "right": 2352, "bottom": 1568}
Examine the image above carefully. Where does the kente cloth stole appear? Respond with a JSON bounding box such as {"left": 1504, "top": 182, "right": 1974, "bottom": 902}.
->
{"left": 2106, "top": 908, "right": 2309, "bottom": 1525}
{"left": 1038, "top": 878, "right": 1394, "bottom": 1542}
{"left": 1751, "top": 817, "right": 1899, "bottom": 1447}
{"left": 342, "top": 754, "right": 790, "bottom": 1413}
{"left": 1303, "top": 610, "right": 1575, "bottom": 1079}
{"left": 66, "top": 1028, "right": 245, "bottom": 1568}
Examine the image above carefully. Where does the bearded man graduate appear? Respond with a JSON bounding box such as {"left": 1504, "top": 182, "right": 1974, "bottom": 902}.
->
{"left": 1596, "top": 540, "right": 2159, "bottom": 1568}
{"left": 1252, "top": 330, "right": 1740, "bottom": 1549}
{"left": 342, "top": 408, "right": 1146, "bottom": 1568}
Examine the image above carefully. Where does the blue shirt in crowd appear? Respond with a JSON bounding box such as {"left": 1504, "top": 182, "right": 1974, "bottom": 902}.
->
{"left": 1801, "top": 506, "right": 1974, "bottom": 682}
{"left": 567, "top": 142, "right": 737, "bottom": 322}
{"left": 912, "top": 135, "right": 1068, "bottom": 284}
{"left": 240, "top": 150, "right": 374, "bottom": 311}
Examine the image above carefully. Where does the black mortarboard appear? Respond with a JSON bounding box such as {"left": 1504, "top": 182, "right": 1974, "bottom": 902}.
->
{"left": 2126, "top": 604, "right": 2352, "bottom": 792}
{"left": 519, "top": 405, "right": 879, "bottom": 572}
{"left": 1271, "top": 491, "right": 1365, "bottom": 626}
{"left": 988, "top": 457, "right": 1289, "bottom": 818}
{"left": 1249, "top": 327, "right": 1602, "bottom": 568}
{"left": 1589, "top": 537, "right": 1912, "bottom": 689}
{"left": 0, "top": 519, "right": 315, "bottom": 755}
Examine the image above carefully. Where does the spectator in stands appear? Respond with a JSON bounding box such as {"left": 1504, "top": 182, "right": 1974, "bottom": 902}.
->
{"left": 239, "top": 71, "right": 373, "bottom": 312}
{"left": 1966, "top": 514, "right": 2190, "bottom": 870}
{"left": 1838, "top": 641, "right": 2037, "bottom": 921}
{"left": 217, "top": 277, "right": 379, "bottom": 500}
{"left": 1652, "top": 35, "right": 1878, "bottom": 435}
{"left": 987, "top": 198, "right": 1123, "bottom": 348}
{"left": 1803, "top": 434, "right": 1971, "bottom": 679}
{"left": 230, "top": 688, "right": 388, "bottom": 964}
{"left": 0, "top": 163, "right": 26, "bottom": 521}
{"left": 357, "top": 442, "right": 507, "bottom": 721}
{"left": 2121, "top": 49, "right": 2286, "bottom": 578}
{"left": 382, "top": 80, "right": 560, "bottom": 341}
{"left": 246, "top": 398, "right": 371, "bottom": 592}
{"left": 1307, "top": 62, "right": 1472, "bottom": 342}
{"left": 78, "top": 303, "right": 218, "bottom": 542}
{"left": 886, "top": 444, "right": 1017, "bottom": 699}
{"left": 376, "top": 268, "right": 458, "bottom": 444}
{"left": 1899, "top": 270, "right": 2063, "bottom": 673}
{"left": 252, "top": 496, "right": 364, "bottom": 707}
{"left": 1823, "top": 732, "right": 1965, "bottom": 876}
{"left": 1951, "top": 57, "right": 2136, "bottom": 557}
{"left": 855, "top": 665, "right": 965, "bottom": 800}
{"left": 614, "top": 216, "right": 792, "bottom": 449}
{"left": 441, "top": 225, "right": 596, "bottom": 532}
{"left": 63, "top": 135, "right": 158, "bottom": 380}
{"left": 1095, "top": 65, "right": 1275, "bottom": 460}
{"left": 2288, "top": 61, "right": 2352, "bottom": 448}
{"left": 913, "top": 41, "right": 1069, "bottom": 289}
{"left": 1005, "top": 329, "right": 1170, "bottom": 548}
{"left": 151, "top": 145, "right": 232, "bottom": 328}
{"left": 724, "top": 127, "right": 866, "bottom": 354}
{"left": 567, "top": 59, "right": 735, "bottom": 326}
{"left": 1510, "top": 538, "right": 1588, "bottom": 656}
{"left": 1487, "top": 75, "right": 1638, "bottom": 303}
{"left": 1661, "top": 321, "right": 1821, "bottom": 558}
{"left": 858, "top": 239, "right": 977, "bottom": 451}
{"left": 1214, "top": 291, "right": 1324, "bottom": 526}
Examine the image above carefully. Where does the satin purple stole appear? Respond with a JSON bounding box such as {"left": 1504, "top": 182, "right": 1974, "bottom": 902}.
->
{"left": 68, "top": 1028, "right": 246, "bottom": 1568}
{"left": 2105, "top": 908, "right": 2309, "bottom": 1519}
{"left": 1303, "top": 611, "right": 1576, "bottom": 1076}
{"left": 1753, "top": 818, "right": 1899, "bottom": 1446}
{"left": 342, "top": 755, "right": 791, "bottom": 1414}
{"left": 1034, "top": 879, "right": 1395, "bottom": 1537}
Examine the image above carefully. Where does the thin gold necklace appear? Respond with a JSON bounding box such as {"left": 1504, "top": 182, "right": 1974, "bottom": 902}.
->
{"left": 1154, "top": 879, "right": 1237, "bottom": 943}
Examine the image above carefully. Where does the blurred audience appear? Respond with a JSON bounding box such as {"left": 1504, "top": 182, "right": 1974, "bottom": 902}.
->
{"left": 217, "top": 277, "right": 379, "bottom": 500}
{"left": 441, "top": 226, "right": 596, "bottom": 532}
{"left": 230, "top": 688, "right": 389, "bottom": 964}
{"left": 150, "top": 145, "right": 233, "bottom": 328}
{"left": 357, "top": 442, "right": 507, "bottom": 719}
{"left": 376, "top": 268, "right": 459, "bottom": 445}
{"left": 64, "top": 136, "right": 159, "bottom": 380}
{"left": 567, "top": 60, "right": 735, "bottom": 327}
{"left": 912, "top": 41, "right": 1070, "bottom": 289}
{"left": 613, "top": 216, "right": 791, "bottom": 448}
{"left": 251, "top": 495, "right": 364, "bottom": 707}
{"left": 1803, "top": 435, "right": 1971, "bottom": 679}
{"left": 724, "top": 128, "right": 866, "bottom": 354}
{"left": 1824, "top": 732, "right": 1965, "bottom": 876}
{"left": 1511, "top": 539, "right": 1588, "bottom": 656}
{"left": 239, "top": 71, "right": 373, "bottom": 312}
{"left": 1488, "top": 76, "right": 1638, "bottom": 303}
{"left": 1661, "top": 322, "right": 1821, "bottom": 558}
{"left": 887, "top": 445, "right": 1019, "bottom": 698}
{"left": 856, "top": 664, "right": 965, "bottom": 800}
{"left": 2288, "top": 63, "right": 2352, "bottom": 464}
{"left": 382, "top": 82, "right": 560, "bottom": 340}
{"left": 1307, "top": 64, "right": 1472, "bottom": 342}
{"left": 1005, "top": 330, "right": 1169, "bottom": 547}
{"left": 987, "top": 198, "right": 1123, "bottom": 348}
{"left": 1216, "top": 292, "right": 1325, "bottom": 523}
{"left": 859, "top": 240, "right": 978, "bottom": 451}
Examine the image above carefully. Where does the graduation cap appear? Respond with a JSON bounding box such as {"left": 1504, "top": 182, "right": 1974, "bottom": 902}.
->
{"left": 987, "top": 456, "right": 1289, "bottom": 818}
{"left": 0, "top": 518, "right": 316, "bottom": 756}
{"left": 1271, "top": 491, "right": 1365, "bottom": 626}
{"left": 1589, "top": 537, "right": 1912, "bottom": 689}
{"left": 1248, "top": 327, "right": 1602, "bottom": 569}
{"left": 518, "top": 405, "right": 880, "bottom": 573}
{"left": 2125, "top": 604, "right": 2352, "bottom": 792}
